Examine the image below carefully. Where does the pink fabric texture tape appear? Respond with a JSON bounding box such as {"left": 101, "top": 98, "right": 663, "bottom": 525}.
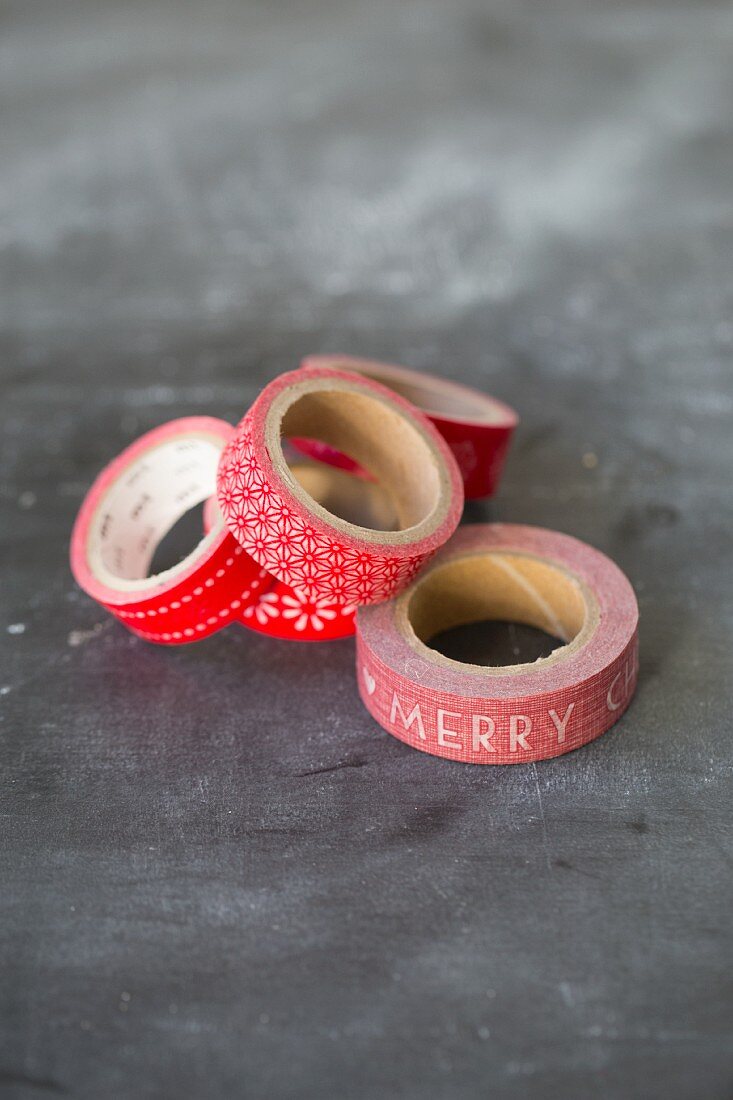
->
{"left": 356, "top": 524, "right": 639, "bottom": 764}
{"left": 297, "top": 355, "right": 518, "bottom": 499}
{"left": 70, "top": 417, "right": 267, "bottom": 644}
{"left": 217, "top": 366, "right": 464, "bottom": 607}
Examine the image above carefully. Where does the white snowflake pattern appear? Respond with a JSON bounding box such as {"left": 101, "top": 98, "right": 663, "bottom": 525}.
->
{"left": 217, "top": 423, "right": 432, "bottom": 605}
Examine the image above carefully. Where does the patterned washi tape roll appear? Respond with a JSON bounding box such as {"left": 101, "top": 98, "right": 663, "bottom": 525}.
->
{"left": 203, "top": 461, "right": 400, "bottom": 641}
{"left": 296, "top": 355, "right": 518, "bottom": 499}
{"left": 217, "top": 367, "right": 464, "bottom": 607}
{"left": 70, "top": 418, "right": 268, "bottom": 644}
{"left": 356, "top": 524, "right": 639, "bottom": 764}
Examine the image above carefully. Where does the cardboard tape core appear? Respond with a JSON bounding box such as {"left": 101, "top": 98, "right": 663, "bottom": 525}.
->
{"left": 404, "top": 550, "right": 596, "bottom": 672}
{"left": 88, "top": 432, "right": 222, "bottom": 590}
{"left": 298, "top": 355, "right": 518, "bottom": 500}
{"left": 272, "top": 380, "right": 442, "bottom": 532}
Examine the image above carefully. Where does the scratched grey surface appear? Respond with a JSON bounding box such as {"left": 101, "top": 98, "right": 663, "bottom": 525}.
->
{"left": 1, "top": 1, "right": 732, "bottom": 1097}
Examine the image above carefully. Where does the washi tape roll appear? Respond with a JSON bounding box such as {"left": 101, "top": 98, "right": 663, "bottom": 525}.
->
{"left": 356, "top": 524, "right": 638, "bottom": 764}
{"left": 70, "top": 418, "right": 268, "bottom": 644}
{"left": 217, "top": 367, "right": 464, "bottom": 607}
{"left": 203, "top": 462, "right": 399, "bottom": 641}
{"left": 297, "top": 355, "right": 518, "bottom": 499}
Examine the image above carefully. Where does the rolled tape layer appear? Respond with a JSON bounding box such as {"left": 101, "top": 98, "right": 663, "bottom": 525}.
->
{"left": 70, "top": 418, "right": 267, "bottom": 643}
{"left": 217, "top": 367, "right": 464, "bottom": 607}
{"left": 298, "top": 355, "right": 518, "bottom": 499}
{"left": 356, "top": 524, "right": 639, "bottom": 764}
{"left": 203, "top": 463, "right": 373, "bottom": 642}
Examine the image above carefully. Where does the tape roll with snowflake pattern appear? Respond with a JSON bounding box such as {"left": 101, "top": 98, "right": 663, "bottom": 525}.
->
{"left": 216, "top": 367, "right": 464, "bottom": 607}
{"left": 204, "top": 461, "right": 402, "bottom": 641}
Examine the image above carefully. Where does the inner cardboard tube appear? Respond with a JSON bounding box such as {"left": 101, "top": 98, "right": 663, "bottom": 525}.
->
{"left": 402, "top": 550, "right": 598, "bottom": 672}
{"left": 269, "top": 377, "right": 450, "bottom": 535}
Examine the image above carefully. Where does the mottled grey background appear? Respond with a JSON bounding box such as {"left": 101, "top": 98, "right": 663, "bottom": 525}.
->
{"left": 1, "top": 1, "right": 732, "bottom": 1098}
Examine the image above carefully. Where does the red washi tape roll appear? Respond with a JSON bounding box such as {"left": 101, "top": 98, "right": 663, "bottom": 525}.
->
{"left": 70, "top": 418, "right": 268, "bottom": 644}
{"left": 217, "top": 367, "right": 464, "bottom": 607}
{"left": 204, "top": 461, "right": 397, "bottom": 641}
{"left": 297, "top": 355, "right": 518, "bottom": 499}
{"left": 204, "top": 496, "right": 354, "bottom": 640}
{"left": 356, "top": 524, "right": 638, "bottom": 764}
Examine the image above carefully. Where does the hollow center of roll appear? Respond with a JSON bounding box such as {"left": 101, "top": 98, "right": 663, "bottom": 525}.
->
{"left": 289, "top": 462, "right": 399, "bottom": 531}
{"left": 406, "top": 551, "right": 589, "bottom": 667}
{"left": 429, "top": 621, "right": 565, "bottom": 666}
{"left": 278, "top": 387, "right": 442, "bottom": 531}
{"left": 88, "top": 433, "right": 222, "bottom": 587}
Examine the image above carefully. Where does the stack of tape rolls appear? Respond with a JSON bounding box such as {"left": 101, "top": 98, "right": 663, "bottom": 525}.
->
{"left": 72, "top": 367, "right": 464, "bottom": 641}
{"left": 71, "top": 357, "right": 639, "bottom": 763}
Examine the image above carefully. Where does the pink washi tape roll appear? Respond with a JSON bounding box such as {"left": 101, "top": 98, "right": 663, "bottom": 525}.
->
{"left": 70, "top": 418, "right": 268, "bottom": 644}
{"left": 356, "top": 524, "right": 639, "bottom": 764}
{"left": 296, "top": 355, "right": 518, "bottom": 499}
{"left": 217, "top": 367, "right": 464, "bottom": 607}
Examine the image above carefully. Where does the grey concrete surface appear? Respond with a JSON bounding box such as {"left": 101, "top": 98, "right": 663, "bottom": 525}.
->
{"left": 1, "top": 1, "right": 732, "bottom": 1097}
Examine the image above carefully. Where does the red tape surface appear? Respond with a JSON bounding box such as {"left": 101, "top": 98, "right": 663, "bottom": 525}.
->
{"left": 203, "top": 493, "right": 356, "bottom": 642}
{"left": 356, "top": 524, "right": 639, "bottom": 763}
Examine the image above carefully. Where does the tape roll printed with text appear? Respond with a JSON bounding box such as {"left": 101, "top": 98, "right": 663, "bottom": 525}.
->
{"left": 356, "top": 524, "right": 638, "bottom": 764}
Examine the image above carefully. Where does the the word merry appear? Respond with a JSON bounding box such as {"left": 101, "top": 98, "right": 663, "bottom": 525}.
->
{"left": 388, "top": 693, "right": 575, "bottom": 754}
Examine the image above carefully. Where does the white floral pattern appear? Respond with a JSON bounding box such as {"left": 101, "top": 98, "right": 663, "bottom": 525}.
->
{"left": 241, "top": 587, "right": 355, "bottom": 637}
{"left": 242, "top": 591, "right": 280, "bottom": 626}
{"left": 217, "top": 425, "right": 430, "bottom": 605}
{"left": 280, "top": 590, "right": 351, "bottom": 633}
